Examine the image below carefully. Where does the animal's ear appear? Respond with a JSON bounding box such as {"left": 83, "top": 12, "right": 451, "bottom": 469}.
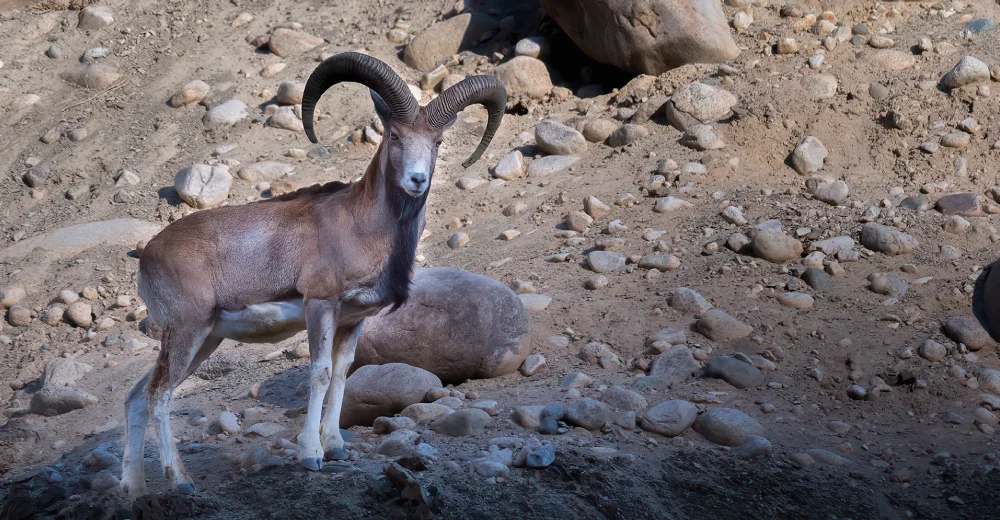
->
{"left": 371, "top": 90, "right": 392, "bottom": 129}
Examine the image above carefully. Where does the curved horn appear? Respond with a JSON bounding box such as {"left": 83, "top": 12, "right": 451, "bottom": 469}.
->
{"left": 302, "top": 52, "right": 418, "bottom": 144}
{"left": 425, "top": 75, "right": 507, "bottom": 167}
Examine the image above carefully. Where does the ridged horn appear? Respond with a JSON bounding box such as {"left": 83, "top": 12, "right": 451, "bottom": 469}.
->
{"left": 425, "top": 75, "right": 507, "bottom": 167}
{"left": 301, "top": 52, "right": 418, "bottom": 143}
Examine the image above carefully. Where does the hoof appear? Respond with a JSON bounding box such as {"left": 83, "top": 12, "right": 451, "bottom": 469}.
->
{"left": 325, "top": 447, "right": 349, "bottom": 461}
{"left": 301, "top": 457, "right": 323, "bottom": 472}
{"left": 175, "top": 483, "right": 196, "bottom": 495}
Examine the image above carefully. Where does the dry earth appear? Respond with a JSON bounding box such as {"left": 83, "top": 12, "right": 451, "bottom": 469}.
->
{"left": 2, "top": 0, "right": 1000, "bottom": 518}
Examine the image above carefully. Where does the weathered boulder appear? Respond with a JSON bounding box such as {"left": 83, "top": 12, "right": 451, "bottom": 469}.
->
{"left": 340, "top": 363, "right": 442, "bottom": 427}
{"left": 404, "top": 13, "right": 499, "bottom": 71}
{"left": 538, "top": 0, "right": 739, "bottom": 75}
{"left": 356, "top": 268, "right": 532, "bottom": 383}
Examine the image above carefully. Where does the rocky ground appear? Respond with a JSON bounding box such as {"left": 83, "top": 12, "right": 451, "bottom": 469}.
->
{"left": 2, "top": 0, "right": 1000, "bottom": 518}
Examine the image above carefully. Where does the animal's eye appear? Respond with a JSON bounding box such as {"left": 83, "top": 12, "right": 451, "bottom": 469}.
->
{"left": 435, "top": 140, "right": 442, "bottom": 147}
{"left": 389, "top": 133, "right": 400, "bottom": 141}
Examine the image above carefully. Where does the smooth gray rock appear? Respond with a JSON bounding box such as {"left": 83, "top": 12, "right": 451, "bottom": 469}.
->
{"left": 693, "top": 407, "right": 764, "bottom": 446}
{"left": 640, "top": 399, "right": 697, "bottom": 437}
{"left": 697, "top": 309, "right": 753, "bottom": 342}
{"left": 356, "top": 268, "right": 532, "bottom": 383}
{"left": 341, "top": 363, "right": 442, "bottom": 427}
{"left": 703, "top": 356, "right": 764, "bottom": 389}
{"left": 648, "top": 346, "right": 699, "bottom": 386}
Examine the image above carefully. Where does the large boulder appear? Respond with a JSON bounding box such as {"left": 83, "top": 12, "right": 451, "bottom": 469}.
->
{"left": 340, "top": 363, "right": 442, "bottom": 427}
{"left": 404, "top": 13, "right": 500, "bottom": 71}
{"left": 355, "top": 268, "right": 532, "bottom": 383}
{"left": 538, "top": 0, "right": 739, "bottom": 75}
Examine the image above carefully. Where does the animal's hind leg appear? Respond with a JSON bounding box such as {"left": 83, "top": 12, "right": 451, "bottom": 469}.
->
{"left": 121, "top": 369, "right": 152, "bottom": 501}
{"left": 148, "top": 326, "right": 220, "bottom": 495}
{"left": 320, "top": 319, "right": 364, "bottom": 460}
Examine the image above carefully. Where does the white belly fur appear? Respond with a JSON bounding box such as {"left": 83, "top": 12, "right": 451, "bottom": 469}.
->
{"left": 213, "top": 298, "right": 382, "bottom": 343}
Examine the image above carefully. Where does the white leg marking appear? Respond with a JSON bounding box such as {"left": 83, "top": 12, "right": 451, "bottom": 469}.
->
{"left": 321, "top": 320, "right": 364, "bottom": 454}
{"left": 297, "top": 299, "right": 337, "bottom": 469}
{"left": 121, "top": 371, "right": 151, "bottom": 500}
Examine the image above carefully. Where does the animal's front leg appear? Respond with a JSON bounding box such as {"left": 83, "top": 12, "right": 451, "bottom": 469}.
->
{"left": 320, "top": 319, "right": 365, "bottom": 460}
{"left": 297, "top": 298, "right": 338, "bottom": 471}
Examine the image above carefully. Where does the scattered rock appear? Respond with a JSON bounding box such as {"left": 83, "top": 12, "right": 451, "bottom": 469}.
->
{"left": 860, "top": 223, "right": 918, "bottom": 255}
{"left": 605, "top": 124, "right": 648, "bottom": 147}
{"left": 30, "top": 386, "right": 98, "bottom": 416}
{"left": 60, "top": 63, "right": 121, "bottom": 90}
{"left": 218, "top": 411, "right": 240, "bottom": 434}
{"left": 41, "top": 358, "right": 93, "bottom": 388}
{"left": 0, "top": 286, "right": 25, "bottom": 308}
{"left": 868, "top": 273, "right": 906, "bottom": 298}
{"left": 78, "top": 5, "right": 114, "bottom": 31}
{"left": 733, "top": 435, "right": 772, "bottom": 459}
{"left": 648, "top": 346, "right": 699, "bottom": 386}
{"left": 668, "top": 288, "right": 713, "bottom": 314}
{"left": 564, "top": 398, "right": 611, "bottom": 430}
{"left": 492, "top": 151, "right": 524, "bottom": 180}
{"left": 801, "top": 74, "right": 838, "bottom": 99}
{"left": 809, "top": 178, "right": 849, "bottom": 205}
{"left": 583, "top": 119, "right": 618, "bottom": 142}
{"left": 493, "top": 56, "right": 553, "bottom": 99}
{"left": 203, "top": 99, "right": 248, "bottom": 128}
{"left": 169, "top": 80, "right": 211, "bottom": 108}
{"left": 341, "top": 363, "right": 442, "bottom": 427}
{"left": 941, "top": 56, "right": 990, "bottom": 88}
{"left": 378, "top": 429, "right": 420, "bottom": 457}
{"left": 918, "top": 339, "right": 946, "bottom": 362}
{"left": 935, "top": 193, "right": 981, "bottom": 216}
{"left": 640, "top": 400, "right": 697, "bottom": 437}
{"left": 268, "top": 28, "right": 324, "bottom": 57}
{"left": 401, "top": 403, "right": 453, "bottom": 424}
{"left": 601, "top": 387, "right": 648, "bottom": 412}
{"left": 238, "top": 161, "right": 295, "bottom": 182}
{"left": 692, "top": 407, "right": 764, "bottom": 446}
{"left": 513, "top": 405, "right": 545, "bottom": 429}
{"left": 373, "top": 416, "right": 417, "bottom": 434}
{"left": 535, "top": 120, "right": 586, "bottom": 156}
{"left": 587, "top": 251, "right": 625, "bottom": 273}
{"left": 703, "top": 356, "right": 764, "bottom": 388}
{"left": 791, "top": 136, "right": 828, "bottom": 175}
{"left": 526, "top": 155, "right": 578, "bottom": 176}
{"left": 654, "top": 196, "right": 694, "bottom": 213}
{"left": 276, "top": 81, "right": 305, "bottom": 105}
{"left": 776, "top": 292, "right": 814, "bottom": 309}
{"left": 943, "top": 316, "right": 992, "bottom": 351}
{"left": 751, "top": 229, "right": 803, "bottom": 263}
{"left": 430, "top": 408, "right": 490, "bottom": 437}
{"left": 174, "top": 164, "right": 232, "bottom": 209}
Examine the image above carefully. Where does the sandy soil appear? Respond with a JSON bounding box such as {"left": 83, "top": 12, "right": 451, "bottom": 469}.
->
{"left": 2, "top": 0, "right": 1000, "bottom": 518}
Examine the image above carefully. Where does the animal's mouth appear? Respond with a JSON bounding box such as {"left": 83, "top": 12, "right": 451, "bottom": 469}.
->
{"left": 403, "top": 187, "right": 426, "bottom": 197}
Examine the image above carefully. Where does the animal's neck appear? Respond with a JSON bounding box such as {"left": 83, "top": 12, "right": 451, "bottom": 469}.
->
{"left": 352, "top": 140, "right": 427, "bottom": 310}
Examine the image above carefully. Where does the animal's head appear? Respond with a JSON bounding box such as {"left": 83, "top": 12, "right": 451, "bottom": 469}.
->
{"left": 301, "top": 52, "right": 506, "bottom": 199}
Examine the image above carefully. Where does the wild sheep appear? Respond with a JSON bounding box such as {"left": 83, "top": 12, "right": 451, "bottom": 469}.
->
{"left": 120, "top": 52, "right": 506, "bottom": 499}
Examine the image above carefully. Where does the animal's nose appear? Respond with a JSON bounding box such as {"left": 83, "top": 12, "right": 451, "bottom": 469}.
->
{"left": 410, "top": 173, "right": 426, "bottom": 185}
